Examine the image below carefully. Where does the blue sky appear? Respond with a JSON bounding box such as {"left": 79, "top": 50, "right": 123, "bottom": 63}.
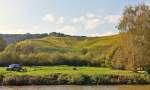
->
{"left": 0, "top": 0, "right": 149, "bottom": 36}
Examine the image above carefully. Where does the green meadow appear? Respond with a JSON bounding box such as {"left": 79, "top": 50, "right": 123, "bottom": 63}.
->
{"left": 0, "top": 66, "right": 136, "bottom": 76}
{"left": 0, "top": 66, "right": 149, "bottom": 85}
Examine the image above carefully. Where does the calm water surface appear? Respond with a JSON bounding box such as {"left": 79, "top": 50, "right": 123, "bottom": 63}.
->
{"left": 0, "top": 85, "right": 150, "bottom": 90}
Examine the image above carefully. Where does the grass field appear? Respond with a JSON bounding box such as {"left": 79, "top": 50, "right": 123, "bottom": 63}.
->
{"left": 0, "top": 66, "right": 149, "bottom": 85}
{"left": 0, "top": 66, "right": 141, "bottom": 76}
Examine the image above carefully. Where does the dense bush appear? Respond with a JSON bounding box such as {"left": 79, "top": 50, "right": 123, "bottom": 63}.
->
{"left": 1, "top": 73, "right": 150, "bottom": 85}
{"left": 0, "top": 49, "right": 113, "bottom": 66}
{"left": 145, "top": 65, "right": 150, "bottom": 74}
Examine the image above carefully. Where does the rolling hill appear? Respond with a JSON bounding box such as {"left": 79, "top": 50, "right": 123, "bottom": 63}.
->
{"left": 14, "top": 34, "right": 121, "bottom": 53}
{"left": 0, "top": 33, "right": 48, "bottom": 44}
{"left": 0, "top": 33, "right": 123, "bottom": 66}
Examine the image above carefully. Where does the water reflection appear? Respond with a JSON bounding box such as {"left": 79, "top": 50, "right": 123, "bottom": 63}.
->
{"left": 0, "top": 85, "right": 150, "bottom": 90}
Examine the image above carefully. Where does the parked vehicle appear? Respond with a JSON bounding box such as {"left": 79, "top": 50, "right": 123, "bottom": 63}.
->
{"left": 6, "top": 64, "right": 27, "bottom": 72}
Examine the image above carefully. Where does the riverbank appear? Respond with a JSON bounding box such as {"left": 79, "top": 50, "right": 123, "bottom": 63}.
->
{"left": 0, "top": 66, "right": 150, "bottom": 85}
{"left": 1, "top": 85, "right": 150, "bottom": 90}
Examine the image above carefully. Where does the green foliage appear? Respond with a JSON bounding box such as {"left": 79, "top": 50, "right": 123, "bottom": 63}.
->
{"left": 0, "top": 35, "right": 121, "bottom": 66}
{"left": 113, "top": 4, "right": 150, "bottom": 71}
{"left": 145, "top": 65, "right": 150, "bottom": 74}
{"left": 0, "top": 52, "right": 20, "bottom": 66}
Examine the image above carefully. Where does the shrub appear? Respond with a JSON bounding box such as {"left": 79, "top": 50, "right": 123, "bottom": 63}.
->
{"left": 145, "top": 65, "right": 150, "bottom": 74}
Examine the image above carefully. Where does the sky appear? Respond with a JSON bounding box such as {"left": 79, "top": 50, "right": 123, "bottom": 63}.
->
{"left": 0, "top": 0, "right": 150, "bottom": 36}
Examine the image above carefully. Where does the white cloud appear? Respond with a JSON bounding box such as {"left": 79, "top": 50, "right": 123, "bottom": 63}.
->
{"left": 41, "top": 13, "right": 118, "bottom": 36}
{"left": 71, "top": 13, "right": 101, "bottom": 30}
{"left": 100, "top": 31, "right": 115, "bottom": 36}
{"left": 104, "top": 15, "right": 121, "bottom": 24}
{"left": 42, "top": 14, "right": 64, "bottom": 25}
{"left": 42, "top": 14, "right": 55, "bottom": 22}
{"left": 56, "top": 16, "right": 64, "bottom": 24}
{"left": 71, "top": 13, "right": 100, "bottom": 24}
{"left": 85, "top": 18, "right": 101, "bottom": 29}
{"left": 71, "top": 16, "right": 86, "bottom": 23}
{"left": 88, "top": 31, "right": 115, "bottom": 37}
{"left": 86, "top": 13, "right": 96, "bottom": 18}
{"left": 56, "top": 25, "right": 76, "bottom": 35}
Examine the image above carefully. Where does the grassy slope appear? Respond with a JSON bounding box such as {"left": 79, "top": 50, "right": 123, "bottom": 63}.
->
{"left": 15, "top": 35, "right": 122, "bottom": 53}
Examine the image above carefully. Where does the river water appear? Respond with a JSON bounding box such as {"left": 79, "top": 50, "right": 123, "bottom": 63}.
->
{"left": 0, "top": 85, "right": 150, "bottom": 90}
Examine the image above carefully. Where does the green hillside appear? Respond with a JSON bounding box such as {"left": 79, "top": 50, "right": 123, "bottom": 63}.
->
{"left": 14, "top": 35, "right": 121, "bottom": 52}
{"left": 0, "top": 34, "right": 122, "bottom": 66}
